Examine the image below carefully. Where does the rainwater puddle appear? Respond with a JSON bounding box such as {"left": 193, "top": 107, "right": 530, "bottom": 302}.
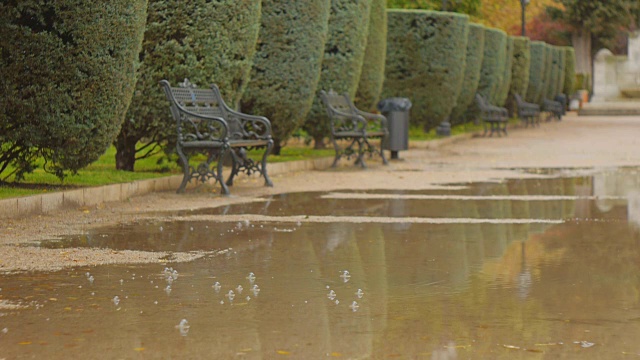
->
{"left": 2, "top": 167, "right": 640, "bottom": 358}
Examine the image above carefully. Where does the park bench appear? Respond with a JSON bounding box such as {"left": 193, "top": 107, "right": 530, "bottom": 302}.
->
{"left": 475, "top": 94, "right": 508, "bottom": 137}
{"left": 160, "top": 79, "right": 274, "bottom": 195}
{"left": 514, "top": 94, "right": 540, "bottom": 127}
{"left": 319, "top": 90, "right": 389, "bottom": 168}
{"left": 543, "top": 98, "right": 564, "bottom": 121}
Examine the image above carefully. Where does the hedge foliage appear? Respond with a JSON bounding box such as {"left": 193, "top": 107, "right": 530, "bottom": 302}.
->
{"left": 241, "top": 0, "right": 331, "bottom": 152}
{"left": 494, "top": 36, "right": 514, "bottom": 106}
{"left": 539, "top": 44, "right": 554, "bottom": 103}
{"left": 555, "top": 46, "right": 566, "bottom": 96}
{"left": 116, "top": 0, "right": 261, "bottom": 170}
{"left": 450, "top": 23, "right": 485, "bottom": 125}
{"left": 505, "top": 36, "right": 531, "bottom": 116}
{"left": 525, "top": 41, "right": 546, "bottom": 104}
{"left": 476, "top": 28, "right": 507, "bottom": 103}
{"left": 354, "top": 0, "right": 387, "bottom": 111}
{"left": 382, "top": 9, "right": 469, "bottom": 130}
{"left": 563, "top": 47, "right": 577, "bottom": 96}
{"left": 0, "top": 0, "right": 147, "bottom": 179}
{"left": 304, "top": 0, "right": 372, "bottom": 146}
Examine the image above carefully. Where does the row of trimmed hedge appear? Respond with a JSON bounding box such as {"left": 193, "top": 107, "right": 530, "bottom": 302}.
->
{"left": 2, "top": 4, "right": 579, "bottom": 178}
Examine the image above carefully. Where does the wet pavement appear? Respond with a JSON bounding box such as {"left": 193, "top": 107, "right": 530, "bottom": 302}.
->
{"left": 3, "top": 167, "right": 640, "bottom": 358}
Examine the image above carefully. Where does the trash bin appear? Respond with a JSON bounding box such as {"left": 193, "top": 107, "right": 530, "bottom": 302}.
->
{"left": 377, "top": 97, "right": 411, "bottom": 160}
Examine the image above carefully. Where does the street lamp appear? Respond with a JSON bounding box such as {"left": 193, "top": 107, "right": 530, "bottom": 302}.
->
{"left": 520, "top": 0, "right": 530, "bottom": 36}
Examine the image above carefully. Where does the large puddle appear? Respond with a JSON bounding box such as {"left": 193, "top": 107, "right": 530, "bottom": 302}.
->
{"left": 2, "top": 168, "right": 640, "bottom": 358}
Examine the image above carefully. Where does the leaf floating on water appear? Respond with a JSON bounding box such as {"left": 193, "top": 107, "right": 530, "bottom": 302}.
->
{"left": 330, "top": 352, "right": 342, "bottom": 357}
{"left": 535, "top": 342, "right": 563, "bottom": 346}
{"left": 580, "top": 341, "right": 595, "bottom": 348}
{"left": 18, "top": 341, "right": 32, "bottom": 345}
{"left": 276, "top": 350, "right": 291, "bottom": 355}
{"left": 502, "top": 344, "right": 521, "bottom": 350}
{"left": 525, "top": 348, "right": 544, "bottom": 353}
{"left": 134, "top": 347, "right": 145, "bottom": 352}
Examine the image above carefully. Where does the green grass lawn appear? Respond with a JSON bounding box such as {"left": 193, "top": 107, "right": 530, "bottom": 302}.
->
{"left": 0, "top": 121, "right": 495, "bottom": 200}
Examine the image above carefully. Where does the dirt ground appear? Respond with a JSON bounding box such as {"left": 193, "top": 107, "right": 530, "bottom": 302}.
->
{"left": 1, "top": 113, "right": 639, "bottom": 272}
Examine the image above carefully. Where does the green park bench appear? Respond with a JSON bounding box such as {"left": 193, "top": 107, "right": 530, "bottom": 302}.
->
{"left": 515, "top": 94, "right": 541, "bottom": 127}
{"left": 475, "top": 94, "right": 508, "bottom": 137}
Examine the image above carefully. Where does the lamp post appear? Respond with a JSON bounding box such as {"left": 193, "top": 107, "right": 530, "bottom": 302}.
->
{"left": 520, "top": 0, "right": 530, "bottom": 36}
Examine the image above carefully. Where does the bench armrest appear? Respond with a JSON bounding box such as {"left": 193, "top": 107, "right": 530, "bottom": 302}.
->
{"left": 330, "top": 108, "right": 368, "bottom": 132}
{"left": 209, "top": 84, "right": 272, "bottom": 140}
{"left": 354, "top": 108, "right": 388, "bottom": 132}
{"left": 172, "top": 106, "right": 230, "bottom": 142}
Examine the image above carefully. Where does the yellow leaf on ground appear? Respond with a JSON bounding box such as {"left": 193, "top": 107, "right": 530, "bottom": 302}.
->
{"left": 276, "top": 350, "right": 291, "bottom": 355}
{"left": 134, "top": 347, "right": 145, "bottom": 352}
{"left": 18, "top": 341, "right": 32, "bottom": 345}
{"left": 330, "top": 352, "right": 342, "bottom": 357}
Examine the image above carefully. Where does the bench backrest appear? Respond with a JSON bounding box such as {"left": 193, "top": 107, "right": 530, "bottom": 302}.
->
{"left": 161, "top": 79, "right": 247, "bottom": 141}
{"left": 319, "top": 90, "right": 362, "bottom": 133}
{"left": 475, "top": 93, "right": 490, "bottom": 110}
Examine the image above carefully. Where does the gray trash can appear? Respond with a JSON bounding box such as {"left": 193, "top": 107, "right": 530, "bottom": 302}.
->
{"left": 377, "top": 98, "right": 411, "bottom": 159}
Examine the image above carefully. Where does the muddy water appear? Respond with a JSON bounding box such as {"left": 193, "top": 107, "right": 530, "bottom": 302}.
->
{"left": 3, "top": 168, "right": 640, "bottom": 358}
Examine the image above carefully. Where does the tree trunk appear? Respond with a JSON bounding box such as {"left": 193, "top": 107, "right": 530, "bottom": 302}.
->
{"left": 313, "top": 135, "right": 326, "bottom": 149}
{"left": 572, "top": 28, "right": 593, "bottom": 91}
{"left": 272, "top": 140, "right": 282, "bottom": 156}
{"left": 114, "top": 135, "right": 138, "bottom": 171}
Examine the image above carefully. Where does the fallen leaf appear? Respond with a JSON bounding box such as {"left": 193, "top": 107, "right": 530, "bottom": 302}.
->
{"left": 330, "top": 352, "right": 342, "bottom": 357}
{"left": 134, "top": 347, "right": 145, "bottom": 352}
{"left": 18, "top": 341, "right": 32, "bottom": 345}
{"left": 502, "top": 344, "right": 520, "bottom": 350}
{"left": 276, "top": 350, "right": 291, "bottom": 355}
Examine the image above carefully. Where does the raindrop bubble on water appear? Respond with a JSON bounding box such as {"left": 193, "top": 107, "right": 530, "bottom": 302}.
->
{"left": 91, "top": 292, "right": 95, "bottom": 296}
{"left": 236, "top": 285, "right": 243, "bottom": 294}
{"left": 246, "top": 296, "right": 251, "bottom": 301}
{"left": 328, "top": 290, "right": 336, "bottom": 301}
{"left": 1, "top": 328, "right": 7, "bottom": 334}
{"left": 335, "top": 300, "right": 340, "bottom": 305}
{"left": 340, "top": 270, "right": 351, "bottom": 283}
{"left": 350, "top": 301, "right": 360, "bottom": 312}
{"left": 171, "top": 270, "right": 179, "bottom": 280}
{"left": 88, "top": 276, "right": 94, "bottom": 284}
{"left": 166, "top": 276, "right": 174, "bottom": 285}
{"left": 85, "top": 272, "right": 90, "bottom": 278}
{"left": 160, "top": 226, "right": 163, "bottom": 232}
{"left": 176, "top": 319, "right": 190, "bottom": 336}
{"left": 226, "top": 290, "right": 235, "bottom": 302}
{"left": 251, "top": 285, "right": 260, "bottom": 297}
{"left": 212, "top": 282, "right": 221, "bottom": 293}
{"left": 154, "top": 301, "right": 158, "bottom": 305}
{"left": 247, "top": 272, "right": 256, "bottom": 284}
{"left": 220, "top": 300, "right": 224, "bottom": 305}
{"left": 356, "top": 289, "right": 364, "bottom": 299}
{"left": 120, "top": 279, "right": 124, "bottom": 285}
{"left": 112, "top": 296, "right": 120, "bottom": 306}
{"left": 165, "top": 286, "right": 172, "bottom": 295}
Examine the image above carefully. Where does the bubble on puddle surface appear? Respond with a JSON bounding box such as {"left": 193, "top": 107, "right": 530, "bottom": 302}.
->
{"left": 220, "top": 300, "right": 224, "bottom": 305}
{"left": 88, "top": 276, "right": 94, "bottom": 284}
{"left": 327, "top": 290, "right": 336, "bottom": 301}
{"left": 112, "top": 296, "right": 120, "bottom": 306}
{"left": 1, "top": 328, "right": 7, "bottom": 334}
{"left": 212, "top": 282, "right": 221, "bottom": 293}
{"left": 159, "top": 226, "right": 163, "bottom": 232}
{"left": 226, "top": 290, "right": 235, "bottom": 301}
{"left": 335, "top": 300, "right": 339, "bottom": 305}
{"left": 119, "top": 279, "right": 124, "bottom": 285}
{"left": 246, "top": 296, "right": 251, "bottom": 301}
{"left": 236, "top": 285, "right": 243, "bottom": 294}
{"left": 85, "top": 272, "right": 90, "bottom": 278}
{"left": 349, "top": 301, "right": 359, "bottom": 312}
{"left": 340, "top": 270, "right": 351, "bottom": 283}
{"left": 176, "top": 319, "right": 190, "bottom": 336}
{"left": 247, "top": 272, "right": 256, "bottom": 284}
{"left": 356, "top": 289, "right": 364, "bottom": 299}
{"left": 251, "top": 285, "right": 260, "bottom": 297}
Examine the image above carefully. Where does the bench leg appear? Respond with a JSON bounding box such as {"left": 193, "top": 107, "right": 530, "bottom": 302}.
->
{"left": 176, "top": 147, "right": 190, "bottom": 194}
{"left": 218, "top": 147, "right": 231, "bottom": 195}
{"left": 261, "top": 140, "right": 274, "bottom": 187}
{"left": 354, "top": 138, "right": 367, "bottom": 168}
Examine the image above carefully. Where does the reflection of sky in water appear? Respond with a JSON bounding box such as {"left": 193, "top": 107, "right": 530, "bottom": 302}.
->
{"left": 591, "top": 168, "right": 640, "bottom": 228}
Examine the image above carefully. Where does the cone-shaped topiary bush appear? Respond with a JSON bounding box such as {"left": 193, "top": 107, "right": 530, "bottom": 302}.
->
{"left": 542, "top": 44, "right": 557, "bottom": 102}
{"left": 450, "top": 23, "right": 485, "bottom": 126}
{"left": 525, "top": 41, "right": 547, "bottom": 105}
{"left": 241, "top": 0, "right": 331, "bottom": 154}
{"left": 505, "top": 36, "right": 531, "bottom": 116}
{"left": 563, "top": 46, "right": 577, "bottom": 97}
{"left": 355, "top": 0, "right": 387, "bottom": 112}
{"left": 494, "top": 36, "right": 514, "bottom": 106}
{"left": 115, "top": 0, "right": 262, "bottom": 171}
{"left": 304, "top": 0, "right": 372, "bottom": 148}
{"left": 477, "top": 28, "right": 507, "bottom": 102}
{"left": 0, "top": 1, "right": 147, "bottom": 179}
{"left": 382, "top": 9, "right": 469, "bottom": 131}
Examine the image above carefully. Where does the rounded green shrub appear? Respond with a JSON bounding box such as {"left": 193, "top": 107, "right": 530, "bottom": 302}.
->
{"left": 477, "top": 28, "right": 507, "bottom": 102}
{"left": 382, "top": 9, "right": 469, "bottom": 131}
{"left": 304, "top": 0, "right": 372, "bottom": 147}
{"left": 537, "top": 44, "right": 554, "bottom": 104}
{"left": 450, "top": 23, "right": 485, "bottom": 126}
{"left": 505, "top": 36, "right": 531, "bottom": 116}
{"left": 241, "top": 0, "right": 331, "bottom": 154}
{"left": 116, "top": 0, "right": 261, "bottom": 170}
{"left": 355, "top": 0, "right": 387, "bottom": 112}
{"left": 525, "top": 41, "right": 546, "bottom": 105}
{"left": 563, "top": 47, "right": 577, "bottom": 96}
{"left": 494, "top": 36, "right": 514, "bottom": 106}
{"left": 0, "top": 1, "right": 147, "bottom": 179}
